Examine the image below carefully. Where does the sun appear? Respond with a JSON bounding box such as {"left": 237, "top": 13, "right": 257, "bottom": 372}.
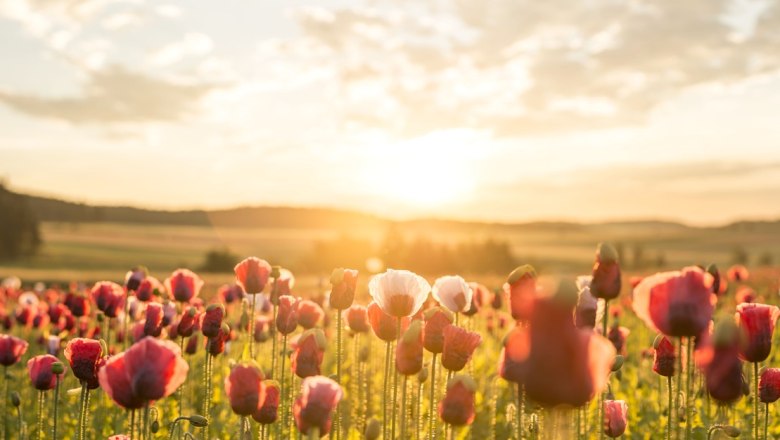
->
{"left": 362, "top": 131, "right": 478, "bottom": 208}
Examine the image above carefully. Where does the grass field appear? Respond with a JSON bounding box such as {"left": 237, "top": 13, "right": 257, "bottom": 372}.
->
{"left": 1, "top": 220, "right": 779, "bottom": 283}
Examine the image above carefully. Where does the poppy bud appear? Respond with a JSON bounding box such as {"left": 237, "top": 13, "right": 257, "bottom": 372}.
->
{"left": 652, "top": 335, "right": 675, "bottom": 377}
{"left": 611, "top": 355, "right": 624, "bottom": 372}
{"left": 603, "top": 400, "right": 628, "bottom": 437}
{"left": 51, "top": 361, "right": 65, "bottom": 375}
{"left": 438, "top": 375, "right": 476, "bottom": 426}
{"left": 177, "top": 307, "right": 198, "bottom": 338}
{"left": 329, "top": 268, "right": 358, "bottom": 310}
{"left": 441, "top": 325, "right": 481, "bottom": 372}
{"left": 200, "top": 304, "right": 225, "bottom": 338}
{"left": 188, "top": 415, "right": 209, "bottom": 427}
{"left": 225, "top": 361, "right": 265, "bottom": 416}
{"left": 504, "top": 265, "right": 536, "bottom": 321}
{"left": 292, "top": 329, "right": 327, "bottom": 378}
{"left": 276, "top": 296, "right": 299, "bottom": 336}
{"left": 591, "top": 243, "right": 621, "bottom": 300}
{"left": 10, "top": 392, "right": 20, "bottom": 407}
{"left": 364, "top": 418, "right": 381, "bottom": 440}
{"left": 296, "top": 300, "right": 324, "bottom": 329}
{"left": 759, "top": 368, "right": 780, "bottom": 403}
{"left": 705, "top": 319, "right": 745, "bottom": 404}
{"left": 151, "top": 421, "right": 159, "bottom": 433}
{"left": 423, "top": 307, "right": 453, "bottom": 354}
{"left": 395, "top": 320, "right": 424, "bottom": 375}
{"left": 164, "top": 269, "right": 204, "bottom": 303}
{"left": 417, "top": 366, "right": 429, "bottom": 383}
{"left": 253, "top": 380, "right": 280, "bottom": 424}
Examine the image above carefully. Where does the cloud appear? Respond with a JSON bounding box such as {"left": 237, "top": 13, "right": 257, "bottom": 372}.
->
{"left": 0, "top": 65, "right": 218, "bottom": 124}
{"left": 288, "top": 0, "right": 780, "bottom": 137}
{"left": 148, "top": 33, "right": 214, "bottom": 66}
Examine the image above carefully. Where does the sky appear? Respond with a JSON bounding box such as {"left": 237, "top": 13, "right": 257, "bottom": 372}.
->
{"left": 1, "top": 0, "right": 780, "bottom": 225}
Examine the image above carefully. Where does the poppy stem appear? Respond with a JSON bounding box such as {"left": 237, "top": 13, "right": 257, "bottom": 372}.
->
{"left": 353, "top": 332, "right": 361, "bottom": 432}
{"left": 77, "top": 383, "right": 87, "bottom": 440}
{"left": 429, "top": 354, "right": 437, "bottom": 440}
{"left": 391, "top": 318, "right": 401, "bottom": 440}
{"left": 14, "top": 400, "right": 23, "bottom": 440}
{"left": 271, "top": 303, "right": 278, "bottom": 378}
{"left": 143, "top": 403, "right": 150, "bottom": 440}
{"left": 416, "top": 378, "right": 424, "bottom": 439}
{"left": 36, "top": 391, "right": 43, "bottom": 440}
{"left": 765, "top": 402, "right": 769, "bottom": 440}
{"left": 249, "top": 293, "right": 257, "bottom": 359}
{"left": 123, "top": 292, "right": 130, "bottom": 351}
{"left": 52, "top": 375, "right": 60, "bottom": 440}
{"left": 383, "top": 340, "right": 391, "bottom": 440}
{"left": 178, "top": 336, "right": 186, "bottom": 428}
{"left": 755, "top": 362, "right": 760, "bottom": 440}
{"left": 400, "top": 374, "right": 408, "bottom": 440}
{"left": 280, "top": 334, "right": 288, "bottom": 436}
{"left": 519, "top": 383, "right": 525, "bottom": 440}
{"left": 2, "top": 365, "right": 7, "bottom": 440}
{"left": 599, "top": 299, "right": 609, "bottom": 440}
{"left": 335, "top": 311, "right": 343, "bottom": 440}
{"left": 203, "top": 352, "right": 213, "bottom": 440}
{"left": 686, "top": 337, "right": 693, "bottom": 440}
{"left": 130, "top": 409, "right": 135, "bottom": 440}
{"left": 307, "top": 426, "right": 319, "bottom": 440}
{"left": 667, "top": 375, "right": 673, "bottom": 440}
{"left": 675, "top": 338, "right": 682, "bottom": 440}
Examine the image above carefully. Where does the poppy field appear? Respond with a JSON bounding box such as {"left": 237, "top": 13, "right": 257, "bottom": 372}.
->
{"left": 1, "top": 246, "right": 780, "bottom": 440}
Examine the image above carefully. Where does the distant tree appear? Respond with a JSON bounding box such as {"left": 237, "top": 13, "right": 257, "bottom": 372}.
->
{"left": 632, "top": 244, "right": 645, "bottom": 269}
{"left": 199, "top": 248, "right": 240, "bottom": 273}
{"left": 758, "top": 252, "right": 774, "bottom": 267}
{"left": 731, "top": 246, "right": 749, "bottom": 265}
{"left": 0, "top": 184, "right": 41, "bottom": 260}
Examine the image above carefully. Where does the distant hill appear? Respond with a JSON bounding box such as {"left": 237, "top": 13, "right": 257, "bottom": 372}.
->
{"left": 10, "top": 186, "right": 780, "bottom": 233}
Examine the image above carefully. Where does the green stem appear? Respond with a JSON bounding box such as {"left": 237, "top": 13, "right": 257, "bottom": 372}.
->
{"left": 130, "top": 409, "right": 135, "bottom": 440}
{"left": 765, "top": 402, "right": 769, "bottom": 440}
{"left": 686, "top": 338, "right": 692, "bottom": 440}
{"left": 204, "top": 352, "right": 213, "bottom": 440}
{"left": 15, "top": 404, "right": 22, "bottom": 440}
{"left": 417, "top": 380, "right": 424, "bottom": 439}
{"left": 271, "top": 303, "right": 278, "bottom": 379}
{"left": 307, "top": 426, "right": 319, "bottom": 440}
{"left": 3, "top": 365, "right": 7, "bottom": 440}
{"left": 675, "top": 338, "right": 682, "bottom": 440}
{"left": 52, "top": 376, "right": 60, "bottom": 440}
{"left": 755, "top": 362, "right": 760, "bottom": 440}
{"left": 400, "top": 374, "right": 408, "bottom": 440}
{"left": 36, "top": 391, "right": 43, "bottom": 440}
{"left": 519, "top": 383, "right": 525, "bottom": 440}
{"left": 383, "top": 341, "right": 391, "bottom": 440}
{"left": 143, "top": 404, "right": 150, "bottom": 440}
{"left": 250, "top": 293, "right": 257, "bottom": 359}
{"left": 599, "top": 299, "right": 609, "bottom": 440}
{"left": 666, "top": 375, "right": 672, "bottom": 440}
{"left": 391, "top": 318, "right": 401, "bottom": 440}
{"left": 429, "top": 354, "right": 437, "bottom": 440}
{"left": 281, "top": 334, "right": 288, "bottom": 435}
{"left": 336, "top": 311, "right": 343, "bottom": 440}
{"left": 123, "top": 292, "right": 130, "bottom": 351}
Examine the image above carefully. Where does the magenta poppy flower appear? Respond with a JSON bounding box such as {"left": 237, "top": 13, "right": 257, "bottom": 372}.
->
{"left": 90, "top": 281, "right": 125, "bottom": 318}
{"left": 225, "top": 361, "right": 265, "bottom": 416}
{"left": 234, "top": 257, "right": 272, "bottom": 295}
{"left": 293, "top": 376, "right": 343, "bottom": 437}
{"left": 603, "top": 400, "right": 628, "bottom": 437}
{"left": 164, "top": 269, "right": 204, "bottom": 303}
{"left": 329, "top": 268, "right": 358, "bottom": 310}
{"left": 504, "top": 265, "right": 536, "bottom": 322}
{"left": 0, "top": 334, "right": 28, "bottom": 366}
{"left": 736, "top": 303, "right": 780, "bottom": 362}
{"left": 28, "top": 354, "right": 64, "bottom": 391}
{"left": 438, "top": 375, "right": 476, "bottom": 426}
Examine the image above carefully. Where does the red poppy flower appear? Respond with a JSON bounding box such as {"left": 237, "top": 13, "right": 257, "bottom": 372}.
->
{"left": 0, "top": 334, "right": 28, "bottom": 366}
{"left": 440, "top": 324, "right": 481, "bottom": 372}
{"left": 760, "top": 368, "right": 780, "bottom": 403}
{"left": 108, "top": 435, "right": 130, "bottom": 440}
{"left": 607, "top": 325, "right": 630, "bottom": 357}
{"left": 344, "top": 305, "right": 370, "bottom": 333}
{"left": 164, "top": 269, "right": 204, "bottom": 303}
{"left": 199, "top": 304, "right": 225, "bottom": 338}
{"left": 368, "top": 269, "right": 430, "bottom": 318}
{"left": 652, "top": 335, "right": 675, "bottom": 377}
{"left": 254, "top": 316, "right": 271, "bottom": 342}
{"left": 253, "top": 380, "right": 280, "bottom": 424}
{"left": 225, "top": 360, "right": 265, "bottom": 416}
{"left": 124, "top": 267, "right": 147, "bottom": 291}
{"left": 296, "top": 300, "right": 324, "bottom": 329}
{"left": 498, "top": 326, "right": 529, "bottom": 383}
{"left": 177, "top": 306, "right": 198, "bottom": 338}
{"left": 705, "top": 264, "right": 722, "bottom": 295}
{"left": 632, "top": 266, "right": 715, "bottom": 337}
{"left": 504, "top": 265, "right": 536, "bottom": 322}
{"left": 292, "top": 329, "right": 327, "bottom": 378}
{"left": 438, "top": 375, "right": 476, "bottom": 426}
{"left": 98, "top": 337, "right": 189, "bottom": 409}
{"left": 736, "top": 303, "right": 780, "bottom": 362}
{"left": 603, "top": 400, "right": 628, "bottom": 438}
{"left": 591, "top": 243, "right": 621, "bottom": 300}
{"left": 270, "top": 268, "right": 295, "bottom": 303}
{"left": 727, "top": 264, "right": 749, "bottom": 283}
{"left": 276, "top": 295, "right": 299, "bottom": 336}
{"left": 396, "top": 320, "right": 424, "bottom": 375}
{"left": 28, "top": 354, "right": 64, "bottom": 391}
{"left": 48, "top": 303, "right": 68, "bottom": 323}
{"left": 185, "top": 335, "right": 198, "bottom": 355}
{"left": 329, "top": 268, "right": 358, "bottom": 310}
{"left": 64, "top": 338, "right": 103, "bottom": 389}
{"left": 704, "top": 320, "right": 745, "bottom": 404}
{"left": 234, "top": 257, "right": 272, "bottom": 295}
{"left": 523, "top": 287, "right": 615, "bottom": 407}
{"left": 64, "top": 293, "right": 90, "bottom": 317}
{"left": 423, "top": 307, "right": 453, "bottom": 354}
{"left": 218, "top": 283, "right": 245, "bottom": 304}
{"left": 736, "top": 286, "right": 757, "bottom": 304}
{"left": 144, "top": 303, "right": 164, "bottom": 337}
{"left": 293, "top": 376, "right": 343, "bottom": 437}
{"left": 90, "top": 281, "right": 125, "bottom": 318}
{"left": 368, "top": 301, "right": 397, "bottom": 342}
{"left": 135, "top": 277, "right": 162, "bottom": 302}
